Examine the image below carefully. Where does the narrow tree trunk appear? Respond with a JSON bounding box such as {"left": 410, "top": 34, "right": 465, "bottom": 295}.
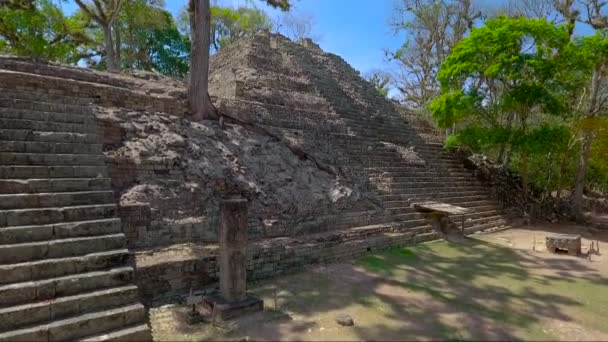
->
{"left": 573, "top": 134, "right": 593, "bottom": 219}
{"left": 189, "top": 0, "right": 218, "bottom": 121}
{"left": 114, "top": 23, "right": 121, "bottom": 68}
{"left": 498, "top": 112, "right": 516, "bottom": 166}
{"left": 104, "top": 25, "right": 118, "bottom": 72}
{"left": 520, "top": 153, "right": 528, "bottom": 192}
{"left": 573, "top": 67, "right": 601, "bottom": 220}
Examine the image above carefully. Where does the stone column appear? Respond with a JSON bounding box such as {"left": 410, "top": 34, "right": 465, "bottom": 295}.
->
{"left": 219, "top": 198, "right": 248, "bottom": 303}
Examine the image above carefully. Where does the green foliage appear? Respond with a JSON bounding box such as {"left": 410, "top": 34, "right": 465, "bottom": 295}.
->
{"left": 77, "top": 0, "right": 190, "bottom": 77}
{"left": 432, "top": 16, "right": 605, "bottom": 193}
{"left": 365, "top": 70, "right": 391, "bottom": 98}
{"left": 178, "top": 3, "right": 272, "bottom": 53}
{"left": 0, "top": 0, "right": 89, "bottom": 62}
{"left": 144, "top": 15, "right": 190, "bottom": 78}
{"left": 119, "top": 2, "right": 190, "bottom": 77}
{"left": 210, "top": 6, "right": 271, "bottom": 51}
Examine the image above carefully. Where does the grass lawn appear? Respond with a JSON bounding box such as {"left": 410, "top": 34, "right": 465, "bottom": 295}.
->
{"left": 150, "top": 226, "right": 608, "bottom": 341}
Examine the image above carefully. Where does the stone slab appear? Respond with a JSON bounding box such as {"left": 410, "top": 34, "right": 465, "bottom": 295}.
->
{"left": 201, "top": 292, "right": 263, "bottom": 321}
{"left": 546, "top": 234, "right": 581, "bottom": 256}
{"left": 413, "top": 201, "right": 471, "bottom": 215}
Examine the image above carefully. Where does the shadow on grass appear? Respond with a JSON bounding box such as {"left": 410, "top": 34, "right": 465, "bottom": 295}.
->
{"left": 242, "top": 237, "right": 608, "bottom": 341}
{"left": 351, "top": 238, "right": 608, "bottom": 340}
{"left": 155, "top": 236, "right": 608, "bottom": 341}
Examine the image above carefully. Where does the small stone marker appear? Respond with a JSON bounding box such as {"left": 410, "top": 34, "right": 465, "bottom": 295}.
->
{"left": 202, "top": 198, "right": 263, "bottom": 321}
{"left": 186, "top": 288, "right": 203, "bottom": 325}
{"left": 545, "top": 234, "right": 581, "bottom": 256}
{"left": 336, "top": 314, "right": 354, "bottom": 327}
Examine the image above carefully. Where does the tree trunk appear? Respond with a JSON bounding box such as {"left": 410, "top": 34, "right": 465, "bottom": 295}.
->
{"left": 572, "top": 67, "right": 601, "bottom": 220}
{"left": 103, "top": 25, "right": 118, "bottom": 72}
{"left": 521, "top": 152, "right": 529, "bottom": 195}
{"left": 189, "top": 0, "right": 218, "bottom": 121}
{"left": 498, "top": 112, "right": 516, "bottom": 166}
{"left": 573, "top": 133, "right": 593, "bottom": 220}
{"left": 114, "top": 23, "right": 121, "bottom": 68}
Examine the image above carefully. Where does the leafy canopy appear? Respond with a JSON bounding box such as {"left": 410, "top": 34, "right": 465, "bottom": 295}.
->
{"left": 0, "top": 0, "right": 90, "bottom": 62}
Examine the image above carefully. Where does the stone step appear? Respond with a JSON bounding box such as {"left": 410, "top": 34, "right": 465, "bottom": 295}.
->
{"left": 372, "top": 181, "right": 481, "bottom": 189}
{"left": 363, "top": 164, "right": 466, "bottom": 171}
{"left": 0, "top": 89, "right": 95, "bottom": 106}
{"left": 0, "top": 218, "right": 122, "bottom": 244}
{"left": 0, "top": 141, "right": 102, "bottom": 154}
{"left": 381, "top": 194, "right": 491, "bottom": 204}
{"left": 80, "top": 324, "right": 152, "bottom": 342}
{"left": 392, "top": 208, "right": 501, "bottom": 222}
{"left": 0, "top": 118, "right": 96, "bottom": 134}
{"left": 0, "top": 152, "right": 105, "bottom": 166}
{"left": 441, "top": 198, "right": 496, "bottom": 207}
{"left": 0, "top": 266, "right": 134, "bottom": 307}
{"left": 369, "top": 175, "right": 472, "bottom": 183}
{"left": 0, "top": 203, "right": 117, "bottom": 227}
{"left": 365, "top": 170, "right": 473, "bottom": 178}
{"left": 335, "top": 217, "right": 428, "bottom": 231}
{"left": 387, "top": 203, "right": 498, "bottom": 216}
{"left": 0, "top": 285, "right": 139, "bottom": 332}
{"left": 0, "top": 178, "right": 112, "bottom": 194}
{"left": 0, "top": 166, "right": 108, "bottom": 179}
{"left": 0, "top": 129, "right": 98, "bottom": 144}
{"left": 375, "top": 186, "right": 487, "bottom": 195}
{"left": 0, "top": 249, "right": 130, "bottom": 285}
{"left": 0, "top": 233, "right": 126, "bottom": 264}
{"left": 0, "top": 98, "right": 91, "bottom": 115}
{"left": 0, "top": 303, "right": 146, "bottom": 341}
{"left": 0, "top": 107, "right": 93, "bottom": 125}
{"left": 465, "top": 221, "right": 509, "bottom": 234}
{"left": 464, "top": 215, "right": 506, "bottom": 228}
{"left": 0, "top": 191, "right": 114, "bottom": 209}
{"left": 378, "top": 189, "right": 489, "bottom": 201}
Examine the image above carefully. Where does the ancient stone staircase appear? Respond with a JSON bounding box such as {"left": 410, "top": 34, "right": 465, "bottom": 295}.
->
{"left": 211, "top": 32, "right": 511, "bottom": 239}
{"left": 0, "top": 89, "right": 151, "bottom": 341}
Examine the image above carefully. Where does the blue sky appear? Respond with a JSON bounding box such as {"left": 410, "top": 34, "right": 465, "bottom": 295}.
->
{"left": 61, "top": 0, "right": 597, "bottom": 76}
{"left": 209, "top": 0, "right": 408, "bottom": 76}
{"left": 62, "top": 0, "right": 407, "bottom": 75}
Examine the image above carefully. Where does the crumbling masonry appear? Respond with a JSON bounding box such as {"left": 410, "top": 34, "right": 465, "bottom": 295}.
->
{"left": 0, "top": 32, "right": 511, "bottom": 340}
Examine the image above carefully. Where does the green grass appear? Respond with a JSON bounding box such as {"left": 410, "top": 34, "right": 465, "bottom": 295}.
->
{"left": 356, "top": 240, "right": 608, "bottom": 340}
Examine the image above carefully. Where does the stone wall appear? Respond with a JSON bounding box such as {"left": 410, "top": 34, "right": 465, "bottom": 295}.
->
{"left": 0, "top": 67, "right": 186, "bottom": 115}
{"left": 135, "top": 225, "right": 440, "bottom": 301}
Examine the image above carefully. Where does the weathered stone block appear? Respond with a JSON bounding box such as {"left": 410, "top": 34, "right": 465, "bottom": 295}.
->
{"left": 546, "top": 234, "right": 581, "bottom": 256}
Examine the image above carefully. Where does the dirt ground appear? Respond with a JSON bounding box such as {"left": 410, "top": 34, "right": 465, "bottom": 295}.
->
{"left": 149, "top": 223, "right": 608, "bottom": 341}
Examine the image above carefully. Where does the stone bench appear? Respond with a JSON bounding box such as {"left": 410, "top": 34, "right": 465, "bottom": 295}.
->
{"left": 413, "top": 201, "right": 471, "bottom": 235}
{"left": 545, "top": 234, "right": 581, "bottom": 256}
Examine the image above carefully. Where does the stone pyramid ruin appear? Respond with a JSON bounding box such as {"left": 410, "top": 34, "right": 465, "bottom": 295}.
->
{"left": 0, "top": 32, "right": 510, "bottom": 340}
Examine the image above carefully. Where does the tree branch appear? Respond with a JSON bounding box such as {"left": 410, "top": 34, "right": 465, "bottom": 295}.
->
{"left": 74, "top": 0, "right": 105, "bottom": 25}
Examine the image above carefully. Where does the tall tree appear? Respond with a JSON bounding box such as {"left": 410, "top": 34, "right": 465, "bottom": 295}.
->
{"left": 117, "top": 0, "right": 190, "bottom": 76}
{"left": 387, "top": 0, "right": 482, "bottom": 108}
{"left": 210, "top": 6, "right": 271, "bottom": 51}
{"left": 431, "top": 17, "right": 590, "bottom": 194}
{"left": 274, "top": 8, "right": 317, "bottom": 42}
{"left": 177, "top": 4, "right": 272, "bottom": 52}
{"left": 188, "top": 0, "right": 290, "bottom": 121}
{"left": 570, "top": 0, "right": 608, "bottom": 219}
{"left": 0, "top": 0, "right": 90, "bottom": 62}
{"left": 74, "top": 0, "right": 124, "bottom": 72}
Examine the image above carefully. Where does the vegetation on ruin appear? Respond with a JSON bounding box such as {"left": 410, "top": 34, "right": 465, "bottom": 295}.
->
{"left": 389, "top": 0, "right": 608, "bottom": 220}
